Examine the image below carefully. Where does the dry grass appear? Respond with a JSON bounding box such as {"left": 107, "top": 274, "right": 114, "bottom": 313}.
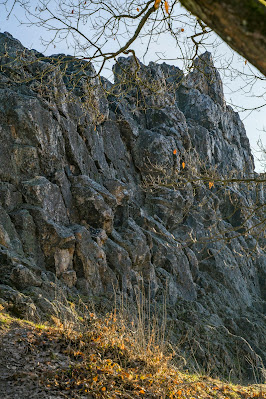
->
{"left": 0, "top": 299, "right": 265, "bottom": 399}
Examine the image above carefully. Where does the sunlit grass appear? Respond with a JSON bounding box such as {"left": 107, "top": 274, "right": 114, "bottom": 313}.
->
{"left": 0, "top": 304, "right": 265, "bottom": 398}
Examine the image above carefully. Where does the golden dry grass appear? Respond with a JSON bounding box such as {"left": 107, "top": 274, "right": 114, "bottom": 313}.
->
{"left": 0, "top": 305, "right": 265, "bottom": 399}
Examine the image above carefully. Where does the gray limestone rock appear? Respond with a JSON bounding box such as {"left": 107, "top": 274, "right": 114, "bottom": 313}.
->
{"left": 21, "top": 176, "right": 69, "bottom": 224}
{"left": 71, "top": 175, "right": 116, "bottom": 234}
{"left": 0, "top": 32, "right": 265, "bottom": 383}
{"left": 10, "top": 264, "right": 42, "bottom": 290}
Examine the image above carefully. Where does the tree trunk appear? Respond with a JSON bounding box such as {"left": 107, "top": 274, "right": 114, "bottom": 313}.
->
{"left": 179, "top": 0, "right": 266, "bottom": 75}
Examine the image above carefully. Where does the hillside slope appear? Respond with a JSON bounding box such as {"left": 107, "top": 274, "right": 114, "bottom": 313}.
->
{"left": 0, "top": 32, "right": 265, "bottom": 382}
{"left": 0, "top": 310, "right": 265, "bottom": 398}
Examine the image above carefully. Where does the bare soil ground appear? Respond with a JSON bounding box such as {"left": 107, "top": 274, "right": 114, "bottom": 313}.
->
{"left": 0, "top": 311, "right": 265, "bottom": 399}
{"left": 0, "top": 316, "right": 81, "bottom": 398}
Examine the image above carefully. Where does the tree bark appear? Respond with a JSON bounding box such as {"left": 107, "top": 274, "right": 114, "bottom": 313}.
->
{"left": 179, "top": 0, "right": 266, "bottom": 75}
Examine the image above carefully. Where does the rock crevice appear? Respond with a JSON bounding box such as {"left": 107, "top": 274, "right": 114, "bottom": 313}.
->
{"left": 0, "top": 32, "right": 265, "bottom": 382}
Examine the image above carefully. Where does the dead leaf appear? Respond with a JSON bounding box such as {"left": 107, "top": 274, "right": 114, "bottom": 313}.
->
{"left": 164, "top": 1, "right": 169, "bottom": 14}
{"left": 154, "top": 0, "right": 161, "bottom": 10}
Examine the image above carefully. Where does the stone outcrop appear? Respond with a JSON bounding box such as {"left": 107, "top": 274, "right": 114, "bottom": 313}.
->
{"left": 0, "top": 32, "right": 265, "bottom": 382}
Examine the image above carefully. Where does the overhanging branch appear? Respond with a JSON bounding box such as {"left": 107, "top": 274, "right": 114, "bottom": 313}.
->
{"left": 179, "top": 0, "right": 266, "bottom": 75}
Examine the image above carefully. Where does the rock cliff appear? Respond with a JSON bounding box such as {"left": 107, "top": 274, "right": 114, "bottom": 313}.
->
{"left": 0, "top": 32, "right": 265, "bottom": 382}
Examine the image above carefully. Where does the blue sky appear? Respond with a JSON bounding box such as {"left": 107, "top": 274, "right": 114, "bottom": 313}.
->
{"left": 0, "top": 1, "right": 265, "bottom": 171}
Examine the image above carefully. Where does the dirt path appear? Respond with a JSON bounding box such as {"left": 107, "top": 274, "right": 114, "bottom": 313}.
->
{"left": 0, "top": 320, "right": 75, "bottom": 399}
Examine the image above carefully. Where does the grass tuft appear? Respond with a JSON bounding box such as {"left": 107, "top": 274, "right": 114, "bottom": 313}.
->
{"left": 0, "top": 299, "right": 265, "bottom": 398}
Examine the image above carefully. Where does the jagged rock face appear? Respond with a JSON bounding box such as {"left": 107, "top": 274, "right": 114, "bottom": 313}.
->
{"left": 0, "top": 32, "right": 265, "bottom": 382}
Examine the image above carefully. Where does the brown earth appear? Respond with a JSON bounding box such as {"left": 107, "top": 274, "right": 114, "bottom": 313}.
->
{"left": 0, "top": 310, "right": 265, "bottom": 399}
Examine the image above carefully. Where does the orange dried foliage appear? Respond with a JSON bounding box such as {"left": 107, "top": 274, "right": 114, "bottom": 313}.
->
{"left": 154, "top": 0, "right": 161, "bottom": 10}
{"left": 164, "top": 1, "right": 169, "bottom": 14}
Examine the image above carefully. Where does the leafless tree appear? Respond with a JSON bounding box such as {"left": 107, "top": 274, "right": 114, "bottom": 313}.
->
{"left": 0, "top": 0, "right": 265, "bottom": 249}
{"left": 1, "top": 1, "right": 265, "bottom": 111}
